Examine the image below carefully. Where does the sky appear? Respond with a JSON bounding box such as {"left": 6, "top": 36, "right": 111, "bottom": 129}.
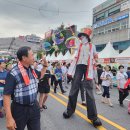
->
{"left": 0, "top": 0, "right": 106, "bottom": 38}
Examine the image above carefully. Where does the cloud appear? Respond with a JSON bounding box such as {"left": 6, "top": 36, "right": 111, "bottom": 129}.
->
{"left": 0, "top": 0, "right": 105, "bottom": 37}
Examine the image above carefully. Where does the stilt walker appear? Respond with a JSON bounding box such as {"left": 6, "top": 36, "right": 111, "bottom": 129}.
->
{"left": 63, "top": 28, "right": 102, "bottom": 127}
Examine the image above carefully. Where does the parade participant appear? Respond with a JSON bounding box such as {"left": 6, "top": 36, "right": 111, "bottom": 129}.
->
{"left": 61, "top": 62, "right": 68, "bottom": 89}
{"left": 38, "top": 62, "right": 51, "bottom": 111}
{"left": 96, "top": 64, "right": 103, "bottom": 95}
{"left": 0, "top": 59, "right": 7, "bottom": 118}
{"left": 54, "top": 63, "right": 66, "bottom": 94}
{"left": 116, "top": 65, "right": 129, "bottom": 107}
{"left": 6, "top": 62, "right": 13, "bottom": 72}
{"left": 51, "top": 63, "right": 56, "bottom": 87}
{"left": 4, "top": 46, "right": 48, "bottom": 130}
{"left": 63, "top": 28, "right": 102, "bottom": 127}
{"left": 100, "top": 65, "right": 113, "bottom": 107}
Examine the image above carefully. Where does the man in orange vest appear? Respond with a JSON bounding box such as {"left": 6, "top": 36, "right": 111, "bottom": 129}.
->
{"left": 63, "top": 28, "right": 102, "bottom": 127}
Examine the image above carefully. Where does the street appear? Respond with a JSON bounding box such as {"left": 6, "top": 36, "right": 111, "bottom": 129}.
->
{"left": 0, "top": 85, "right": 130, "bottom": 130}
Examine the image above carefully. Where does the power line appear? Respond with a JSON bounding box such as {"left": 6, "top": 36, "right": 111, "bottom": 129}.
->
{"left": 5, "top": 0, "right": 38, "bottom": 10}
{"left": 4, "top": 0, "right": 90, "bottom": 14}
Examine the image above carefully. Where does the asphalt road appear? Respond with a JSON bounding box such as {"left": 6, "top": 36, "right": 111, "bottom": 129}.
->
{"left": 0, "top": 84, "right": 130, "bottom": 130}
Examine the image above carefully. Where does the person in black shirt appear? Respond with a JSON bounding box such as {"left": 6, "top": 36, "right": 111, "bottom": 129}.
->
{"left": 38, "top": 69, "right": 51, "bottom": 111}
{"left": 96, "top": 64, "right": 103, "bottom": 94}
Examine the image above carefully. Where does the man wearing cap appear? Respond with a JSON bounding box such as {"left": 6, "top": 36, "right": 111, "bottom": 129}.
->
{"left": 0, "top": 59, "right": 7, "bottom": 118}
{"left": 63, "top": 28, "right": 102, "bottom": 127}
{"left": 4, "top": 46, "right": 48, "bottom": 130}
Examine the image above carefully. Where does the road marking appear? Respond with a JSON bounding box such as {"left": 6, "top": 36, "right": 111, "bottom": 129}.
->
{"left": 49, "top": 93, "right": 106, "bottom": 130}
{"left": 50, "top": 89, "right": 126, "bottom": 130}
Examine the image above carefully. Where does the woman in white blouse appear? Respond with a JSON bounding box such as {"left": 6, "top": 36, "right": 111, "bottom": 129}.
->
{"left": 100, "top": 65, "right": 113, "bottom": 107}
{"left": 116, "top": 65, "right": 129, "bottom": 107}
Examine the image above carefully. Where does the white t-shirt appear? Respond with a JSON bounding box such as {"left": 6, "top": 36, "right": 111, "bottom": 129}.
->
{"left": 116, "top": 72, "right": 128, "bottom": 89}
{"left": 101, "top": 71, "right": 113, "bottom": 87}
{"left": 77, "top": 44, "right": 97, "bottom": 65}
{"left": 77, "top": 44, "right": 89, "bottom": 65}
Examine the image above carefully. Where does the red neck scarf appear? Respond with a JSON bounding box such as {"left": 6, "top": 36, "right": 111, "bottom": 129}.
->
{"left": 18, "top": 62, "right": 38, "bottom": 86}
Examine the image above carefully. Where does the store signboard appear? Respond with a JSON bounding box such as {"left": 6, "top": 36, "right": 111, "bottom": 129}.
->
{"left": 98, "top": 58, "right": 115, "bottom": 63}
{"left": 93, "top": 13, "right": 129, "bottom": 28}
{"left": 115, "top": 58, "right": 130, "bottom": 64}
{"left": 26, "top": 35, "right": 41, "bottom": 43}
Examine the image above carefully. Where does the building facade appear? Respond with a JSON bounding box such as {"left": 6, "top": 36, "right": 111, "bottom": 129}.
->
{"left": 92, "top": 0, "right": 130, "bottom": 52}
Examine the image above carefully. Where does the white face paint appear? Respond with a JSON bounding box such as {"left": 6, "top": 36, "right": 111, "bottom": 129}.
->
{"left": 80, "top": 36, "right": 88, "bottom": 44}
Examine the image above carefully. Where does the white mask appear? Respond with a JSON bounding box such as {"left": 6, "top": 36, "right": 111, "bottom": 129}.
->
{"left": 81, "top": 36, "right": 88, "bottom": 44}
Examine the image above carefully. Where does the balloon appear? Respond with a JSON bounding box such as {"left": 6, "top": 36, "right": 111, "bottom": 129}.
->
{"left": 52, "top": 30, "right": 65, "bottom": 45}
{"left": 65, "top": 36, "right": 79, "bottom": 48}
{"left": 42, "top": 42, "right": 52, "bottom": 51}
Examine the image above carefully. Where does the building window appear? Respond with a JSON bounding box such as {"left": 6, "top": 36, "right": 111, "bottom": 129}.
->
{"left": 96, "top": 13, "right": 105, "bottom": 21}
{"left": 105, "top": 11, "right": 109, "bottom": 18}
{"left": 97, "top": 28, "right": 105, "bottom": 35}
{"left": 93, "top": 20, "right": 129, "bottom": 37}
{"left": 121, "top": 20, "right": 128, "bottom": 29}
{"left": 93, "top": 29, "right": 98, "bottom": 36}
{"left": 93, "top": 16, "right": 97, "bottom": 24}
{"left": 108, "top": 5, "right": 120, "bottom": 16}
{"left": 105, "top": 25, "right": 111, "bottom": 33}
{"left": 111, "top": 23, "right": 120, "bottom": 32}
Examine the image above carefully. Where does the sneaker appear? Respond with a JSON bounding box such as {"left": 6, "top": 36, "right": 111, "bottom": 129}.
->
{"left": 0, "top": 112, "right": 4, "bottom": 118}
